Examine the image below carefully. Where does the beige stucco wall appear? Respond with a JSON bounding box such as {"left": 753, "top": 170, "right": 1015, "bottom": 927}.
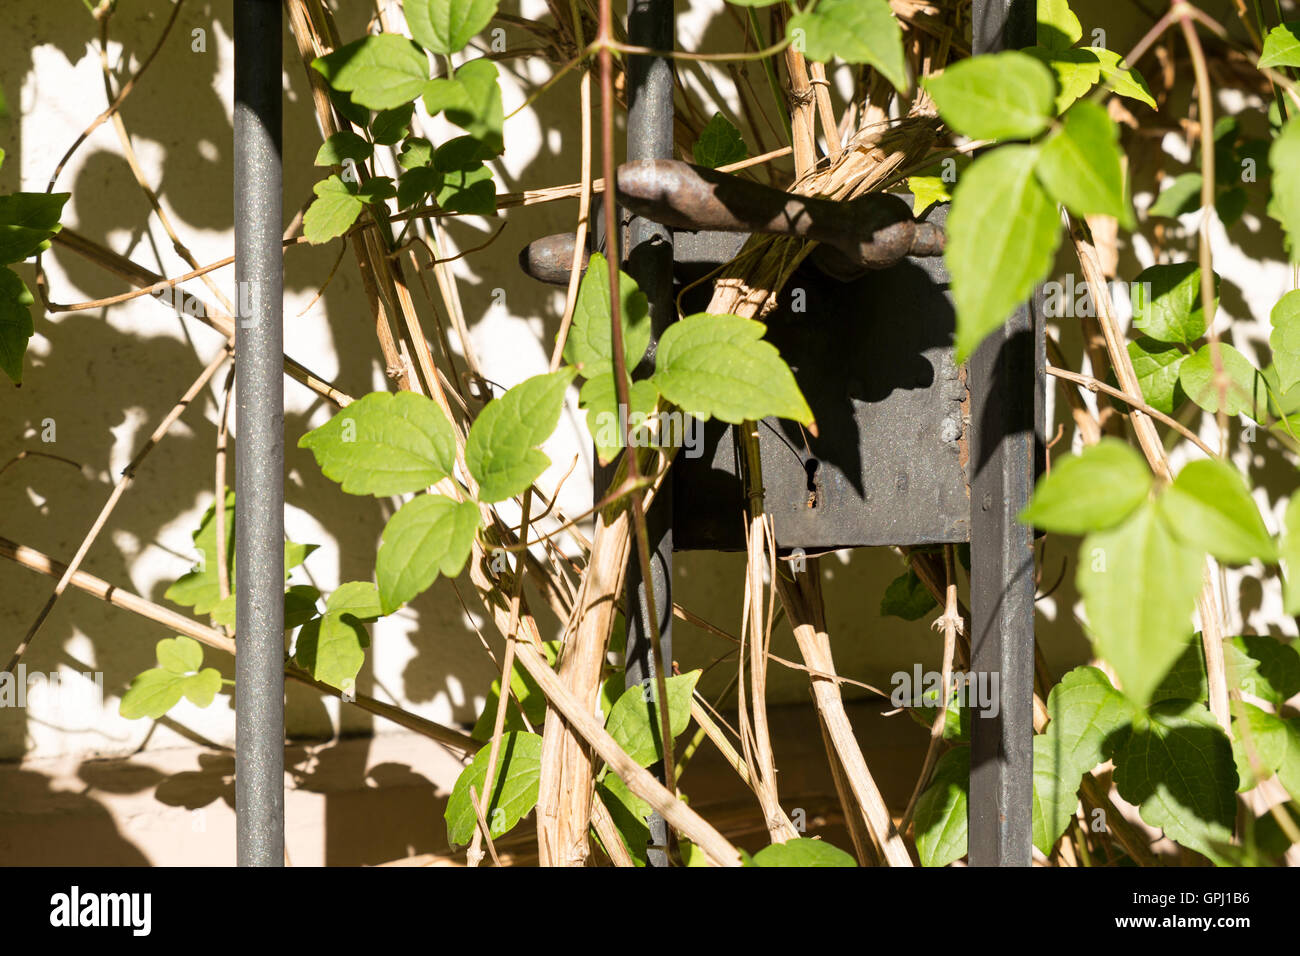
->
{"left": 0, "top": 0, "right": 1295, "bottom": 863}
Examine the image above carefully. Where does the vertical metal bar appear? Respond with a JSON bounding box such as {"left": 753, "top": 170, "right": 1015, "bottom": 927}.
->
{"left": 234, "top": 0, "right": 285, "bottom": 867}
{"left": 622, "top": 0, "right": 675, "bottom": 867}
{"left": 967, "top": 0, "right": 1039, "bottom": 867}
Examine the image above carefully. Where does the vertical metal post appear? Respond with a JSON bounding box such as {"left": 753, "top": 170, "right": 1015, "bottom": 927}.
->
{"left": 967, "top": 0, "right": 1039, "bottom": 867}
{"left": 623, "top": 0, "right": 675, "bottom": 867}
{"left": 234, "top": 0, "right": 285, "bottom": 867}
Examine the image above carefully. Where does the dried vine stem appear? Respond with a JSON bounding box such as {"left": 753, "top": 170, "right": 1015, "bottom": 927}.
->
{"left": 467, "top": 491, "right": 534, "bottom": 869}
{"left": 464, "top": 530, "right": 743, "bottom": 865}
{"left": 538, "top": 0, "right": 679, "bottom": 867}
{"left": 3, "top": 345, "right": 232, "bottom": 675}
{"left": 736, "top": 514, "right": 799, "bottom": 843}
{"left": 899, "top": 545, "right": 959, "bottom": 833}
{"left": 0, "top": 536, "right": 479, "bottom": 753}
{"left": 1068, "top": 217, "right": 1230, "bottom": 733}
{"left": 47, "top": 229, "right": 351, "bottom": 406}
{"left": 776, "top": 562, "right": 914, "bottom": 866}
{"left": 693, "top": 91, "right": 938, "bottom": 870}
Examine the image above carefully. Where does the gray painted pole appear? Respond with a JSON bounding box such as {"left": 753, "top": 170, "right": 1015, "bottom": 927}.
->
{"left": 234, "top": 0, "right": 285, "bottom": 867}
{"left": 968, "top": 0, "right": 1040, "bottom": 867}
{"left": 623, "top": 0, "right": 675, "bottom": 868}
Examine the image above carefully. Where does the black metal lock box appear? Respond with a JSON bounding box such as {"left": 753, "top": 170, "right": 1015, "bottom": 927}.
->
{"left": 669, "top": 205, "right": 978, "bottom": 552}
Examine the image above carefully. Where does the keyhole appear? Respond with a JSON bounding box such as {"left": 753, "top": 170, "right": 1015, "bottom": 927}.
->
{"left": 804, "top": 458, "right": 819, "bottom": 509}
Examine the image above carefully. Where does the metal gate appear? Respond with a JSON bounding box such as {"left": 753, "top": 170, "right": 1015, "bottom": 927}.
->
{"left": 231, "top": 0, "right": 1042, "bottom": 867}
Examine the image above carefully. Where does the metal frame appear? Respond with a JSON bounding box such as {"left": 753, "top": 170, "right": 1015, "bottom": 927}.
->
{"left": 967, "top": 0, "right": 1039, "bottom": 868}
{"left": 619, "top": 0, "right": 676, "bottom": 869}
{"left": 234, "top": 0, "right": 285, "bottom": 867}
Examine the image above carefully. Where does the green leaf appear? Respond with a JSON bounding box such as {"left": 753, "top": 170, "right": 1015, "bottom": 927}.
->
{"left": 312, "top": 35, "right": 430, "bottom": 111}
{"left": 1032, "top": 734, "right": 1080, "bottom": 854}
{"left": 1044, "top": 666, "right": 1137, "bottom": 777}
{"left": 1035, "top": 101, "right": 1132, "bottom": 227}
{"left": 948, "top": 146, "right": 1061, "bottom": 362}
{"left": 328, "top": 86, "right": 370, "bottom": 128}
{"left": 787, "top": 0, "right": 907, "bottom": 91}
{"left": 1249, "top": 803, "right": 1300, "bottom": 859}
{"left": 923, "top": 52, "right": 1055, "bottom": 141}
{"left": 1229, "top": 702, "right": 1300, "bottom": 797}
{"left": 405, "top": 0, "right": 499, "bottom": 55}
{"left": 353, "top": 176, "right": 397, "bottom": 204}
{"left": 1091, "top": 48, "right": 1156, "bottom": 109}
{"left": 879, "top": 568, "right": 938, "bottom": 620}
{"left": 907, "top": 175, "right": 951, "bottom": 212}
{"left": 693, "top": 113, "right": 748, "bottom": 168}
{"left": 466, "top": 368, "right": 576, "bottom": 503}
{"left": 119, "top": 667, "right": 223, "bottom": 719}
{"left": 1286, "top": 494, "right": 1300, "bottom": 615}
{"left": 435, "top": 136, "right": 496, "bottom": 172}
{"left": 579, "top": 375, "right": 659, "bottom": 466}
{"left": 1128, "top": 337, "right": 1188, "bottom": 414}
{"left": 905, "top": 679, "right": 969, "bottom": 742}
{"left": 157, "top": 635, "right": 204, "bottom": 675}
{"left": 435, "top": 162, "right": 495, "bottom": 215}
{"left": 1269, "top": 118, "right": 1300, "bottom": 261}
{"left": 1226, "top": 634, "right": 1300, "bottom": 706}
{"left": 1157, "top": 459, "right": 1276, "bottom": 564}
{"left": 1110, "top": 700, "right": 1238, "bottom": 862}
{"left": 1150, "top": 640, "right": 1209, "bottom": 704}
{"left": 1037, "top": 0, "right": 1082, "bottom": 51}
{"left": 315, "top": 131, "right": 373, "bottom": 167}
{"left": 595, "top": 772, "right": 654, "bottom": 866}
{"left": 650, "top": 313, "right": 813, "bottom": 425}
{"left": 120, "top": 669, "right": 185, "bottom": 720}
{"left": 444, "top": 59, "right": 504, "bottom": 153}
{"left": 1130, "top": 262, "right": 1217, "bottom": 344}
{"left": 1259, "top": 22, "right": 1300, "bottom": 70}
{"left": 471, "top": 642, "right": 558, "bottom": 742}
{"left": 445, "top": 731, "right": 543, "bottom": 845}
{"left": 120, "top": 636, "right": 223, "bottom": 719}
{"left": 164, "top": 492, "right": 315, "bottom": 616}
{"left": 605, "top": 670, "right": 701, "bottom": 767}
{"left": 299, "top": 390, "right": 458, "bottom": 496}
{"left": 1026, "top": 47, "right": 1101, "bottom": 115}
{"left": 913, "top": 747, "right": 969, "bottom": 867}
{"left": 375, "top": 495, "right": 480, "bottom": 613}
{"left": 1148, "top": 172, "right": 1203, "bottom": 219}
{"left": 397, "top": 166, "right": 442, "bottom": 209}
{"left": 0, "top": 192, "right": 70, "bottom": 264}
{"left": 1020, "top": 437, "right": 1150, "bottom": 535}
{"left": 370, "top": 103, "right": 414, "bottom": 145}
{"left": 179, "top": 668, "right": 223, "bottom": 708}
{"left": 1264, "top": 365, "right": 1300, "bottom": 420}
{"left": 398, "top": 137, "right": 434, "bottom": 169}
{"left": 1270, "top": 290, "right": 1300, "bottom": 392}
{"left": 1178, "top": 343, "right": 1265, "bottom": 421}
{"left": 303, "top": 175, "right": 364, "bottom": 244}
{"left": 564, "top": 251, "right": 651, "bottom": 375}
{"left": 1216, "top": 186, "right": 1248, "bottom": 226}
{"left": 295, "top": 609, "right": 370, "bottom": 692}
{"left": 423, "top": 77, "right": 471, "bottom": 120}
{"left": 0, "top": 266, "right": 35, "bottom": 384}
{"left": 1077, "top": 502, "right": 1203, "bottom": 706}
{"left": 752, "top": 838, "right": 857, "bottom": 867}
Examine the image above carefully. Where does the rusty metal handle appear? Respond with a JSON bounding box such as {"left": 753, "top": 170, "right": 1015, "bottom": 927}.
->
{"left": 615, "top": 159, "right": 944, "bottom": 270}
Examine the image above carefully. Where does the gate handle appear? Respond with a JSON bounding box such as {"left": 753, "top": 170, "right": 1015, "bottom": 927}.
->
{"left": 518, "top": 160, "right": 945, "bottom": 285}
{"left": 616, "top": 159, "right": 944, "bottom": 274}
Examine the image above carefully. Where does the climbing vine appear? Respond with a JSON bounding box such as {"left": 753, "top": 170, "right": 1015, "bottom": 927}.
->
{"left": 6, "top": 0, "right": 1300, "bottom": 867}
